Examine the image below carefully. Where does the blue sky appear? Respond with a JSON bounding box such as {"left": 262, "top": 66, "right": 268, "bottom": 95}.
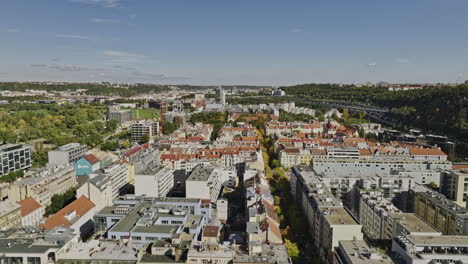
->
{"left": 1, "top": 0, "right": 468, "bottom": 85}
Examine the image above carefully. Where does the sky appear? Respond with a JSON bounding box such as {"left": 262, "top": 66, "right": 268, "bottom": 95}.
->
{"left": 1, "top": 0, "right": 468, "bottom": 85}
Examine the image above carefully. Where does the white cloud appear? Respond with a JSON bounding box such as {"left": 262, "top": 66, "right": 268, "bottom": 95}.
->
{"left": 90, "top": 18, "right": 120, "bottom": 23}
{"left": 396, "top": 58, "right": 409, "bottom": 64}
{"left": 103, "top": 50, "right": 146, "bottom": 63}
{"left": 5, "top": 28, "right": 20, "bottom": 33}
{"left": 70, "top": 0, "right": 121, "bottom": 8}
{"left": 30, "top": 63, "right": 103, "bottom": 72}
{"left": 367, "top": 62, "right": 377, "bottom": 67}
{"left": 291, "top": 28, "right": 304, "bottom": 33}
{"left": 56, "top": 34, "right": 90, "bottom": 40}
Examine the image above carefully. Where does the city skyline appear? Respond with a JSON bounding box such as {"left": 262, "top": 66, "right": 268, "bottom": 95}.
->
{"left": 1, "top": 0, "right": 468, "bottom": 85}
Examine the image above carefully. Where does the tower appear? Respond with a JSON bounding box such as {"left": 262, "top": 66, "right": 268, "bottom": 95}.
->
{"left": 219, "top": 85, "right": 226, "bottom": 105}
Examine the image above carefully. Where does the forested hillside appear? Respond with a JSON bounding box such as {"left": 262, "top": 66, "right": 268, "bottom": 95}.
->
{"left": 282, "top": 84, "right": 468, "bottom": 140}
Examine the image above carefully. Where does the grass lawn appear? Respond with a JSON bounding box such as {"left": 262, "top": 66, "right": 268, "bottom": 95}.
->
{"left": 131, "top": 109, "right": 160, "bottom": 120}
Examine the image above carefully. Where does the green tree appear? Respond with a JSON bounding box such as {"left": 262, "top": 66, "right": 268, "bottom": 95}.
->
{"left": 45, "top": 188, "right": 77, "bottom": 216}
{"left": 141, "top": 133, "right": 150, "bottom": 143}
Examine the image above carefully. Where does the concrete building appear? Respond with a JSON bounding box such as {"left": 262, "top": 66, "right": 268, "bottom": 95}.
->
{"left": 131, "top": 120, "right": 160, "bottom": 143}
{"left": 392, "top": 235, "right": 468, "bottom": 264}
{"left": 135, "top": 165, "right": 174, "bottom": 198}
{"left": 8, "top": 165, "right": 78, "bottom": 206}
{"left": 48, "top": 143, "right": 87, "bottom": 166}
{"left": 357, "top": 190, "right": 440, "bottom": 240}
{"left": 17, "top": 197, "right": 43, "bottom": 227}
{"left": 78, "top": 162, "right": 130, "bottom": 210}
{"left": 0, "top": 200, "right": 21, "bottom": 231}
{"left": 0, "top": 144, "right": 32, "bottom": 176}
{"left": 186, "top": 165, "right": 223, "bottom": 203}
{"left": 108, "top": 106, "right": 132, "bottom": 123}
{"left": 0, "top": 227, "right": 78, "bottom": 264}
{"left": 441, "top": 169, "right": 468, "bottom": 207}
{"left": 410, "top": 185, "right": 468, "bottom": 235}
{"left": 335, "top": 240, "right": 393, "bottom": 264}
{"left": 56, "top": 240, "right": 147, "bottom": 264}
{"left": 76, "top": 174, "right": 113, "bottom": 212}
{"left": 358, "top": 190, "right": 401, "bottom": 239}
{"left": 290, "top": 166, "right": 363, "bottom": 264}
{"left": 94, "top": 199, "right": 207, "bottom": 243}
{"left": 312, "top": 157, "right": 450, "bottom": 185}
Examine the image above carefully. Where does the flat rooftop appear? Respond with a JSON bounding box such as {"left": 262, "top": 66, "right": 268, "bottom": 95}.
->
{"left": 320, "top": 206, "right": 359, "bottom": 225}
{"left": 408, "top": 235, "right": 468, "bottom": 247}
{"left": 57, "top": 143, "right": 83, "bottom": 151}
{"left": 0, "top": 200, "right": 20, "bottom": 217}
{"left": 338, "top": 240, "right": 393, "bottom": 264}
{"left": 58, "top": 240, "right": 145, "bottom": 261}
{"left": 0, "top": 144, "right": 28, "bottom": 152}
{"left": 109, "top": 202, "right": 150, "bottom": 233}
{"left": 187, "top": 165, "right": 214, "bottom": 182}
{"left": 389, "top": 213, "right": 440, "bottom": 234}
{"left": 132, "top": 224, "right": 179, "bottom": 234}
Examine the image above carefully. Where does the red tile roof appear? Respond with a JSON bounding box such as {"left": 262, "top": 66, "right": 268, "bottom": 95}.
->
{"left": 17, "top": 197, "right": 41, "bottom": 217}
{"left": 359, "top": 149, "right": 372, "bottom": 156}
{"left": 409, "top": 148, "right": 447, "bottom": 156}
{"left": 38, "top": 196, "right": 95, "bottom": 230}
{"left": 202, "top": 226, "right": 219, "bottom": 238}
{"left": 453, "top": 164, "right": 468, "bottom": 170}
{"left": 83, "top": 154, "right": 100, "bottom": 165}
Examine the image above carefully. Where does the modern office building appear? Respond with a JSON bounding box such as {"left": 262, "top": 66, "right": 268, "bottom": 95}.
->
{"left": 48, "top": 143, "right": 87, "bottom": 166}
{"left": 107, "top": 106, "right": 132, "bottom": 123}
{"left": 0, "top": 144, "right": 32, "bottom": 176}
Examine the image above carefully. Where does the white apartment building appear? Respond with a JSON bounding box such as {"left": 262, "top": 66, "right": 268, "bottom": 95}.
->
{"left": 0, "top": 144, "right": 32, "bottom": 175}
{"left": 290, "top": 166, "right": 363, "bottom": 264}
{"left": 90, "top": 162, "right": 129, "bottom": 199}
{"left": 392, "top": 235, "right": 468, "bottom": 264}
{"left": 8, "top": 165, "right": 78, "bottom": 206}
{"left": 312, "top": 157, "right": 450, "bottom": 183}
{"left": 135, "top": 165, "right": 174, "bottom": 198}
{"left": 186, "top": 165, "right": 223, "bottom": 203}
{"left": 48, "top": 143, "right": 87, "bottom": 166}
{"left": 131, "top": 120, "right": 160, "bottom": 142}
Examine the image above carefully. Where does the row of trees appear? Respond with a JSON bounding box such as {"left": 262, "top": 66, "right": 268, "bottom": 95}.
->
{"left": 0, "top": 82, "right": 166, "bottom": 97}
{"left": 257, "top": 127, "right": 312, "bottom": 263}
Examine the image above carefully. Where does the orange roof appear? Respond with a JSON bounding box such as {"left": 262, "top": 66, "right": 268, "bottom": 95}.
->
{"left": 409, "top": 148, "right": 447, "bottom": 156}
{"left": 83, "top": 154, "right": 100, "bottom": 165}
{"left": 453, "top": 164, "right": 468, "bottom": 170}
{"left": 311, "top": 149, "right": 326, "bottom": 155}
{"left": 359, "top": 149, "right": 372, "bottom": 156}
{"left": 202, "top": 226, "right": 219, "bottom": 238}
{"left": 38, "top": 196, "right": 95, "bottom": 230}
{"left": 17, "top": 197, "right": 41, "bottom": 217}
